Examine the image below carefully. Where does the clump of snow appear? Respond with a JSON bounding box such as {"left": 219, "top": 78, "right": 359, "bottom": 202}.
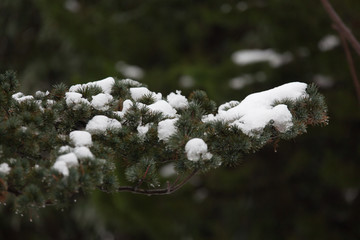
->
{"left": 91, "top": 93, "right": 113, "bottom": 111}
{"left": 12, "top": 92, "right": 34, "bottom": 103}
{"left": 158, "top": 118, "right": 178, "bottom": 141}
{"left": 318, "top": 34, "right": 340, "bottom": 52}
{"left": 218, "top": 101, "right": 240, "bottom": 113}
{"left": 148, "top": 100, "right": 177, "bottom": 117}
{"left": 205, "top": 82, "right": 308, "bottom": 135}
{"left": 119, "top": 79, "right": 142, "bottom": 87}
{"left": 137, "top": 124, "right": 150, "bottom": 138}
{"left": 86, "top": 115, "right": 122, "bottom": 134}
{"left": 73, "top": 146, "right": 94, "bottom": 159}
{"left": 59, "top": 145, "right": 72, "bottom": 154}
{"left": 129, "top": 87, "right": 162, "bottom": 102}
{"left": 167, "top": 91, "right": 188, "bottom": 109}
{"left": 185, "top": 138, "right": 213, "bottom": 161}
{"left": 159, "top": 163, "right": 177, "bottom": 178}
{"left": 35, "top": 90, "right": 49, "bottom": 98}
{"left": 232, "top": 49, "right": 292, "bottom": 68}
{"left": 65, "top": 92, "right": 90, "bottom": 108}
{"left": 69, "top": 131, "right": 92, "bottom": 147}
{"left": 53, "top": 153, "right": 78, "bottom": 176}
{"left": 69, "top": 77, "right": 115, "bottom": 94}
{"left": 0, "top": 163, "right": 11, "bottom": 175}
{"left": 115, "top": 61, "right": 145, "bottom": 79}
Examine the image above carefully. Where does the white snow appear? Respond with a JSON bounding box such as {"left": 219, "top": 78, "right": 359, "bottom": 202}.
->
{"left": 158, "top": 118, "right": 178, "bottom": 141}
{"left": 137, "top": 124, "right": 150, "bottom": 138}
{"left": 69, "top": 77, "right": 115, "bottom": 94}
{"left": 148, "top": 100, "right": 177, "bottom": 117}
{"left": 65, "top": 92, "right": 90, "bottom": 107}
{"left": 318, "top": 34, "right": 340, "bottom": 52}
{"left": 69, "top": 131, "right": 92, "bottom": 147}
{"left": 35, "top": 90, "right": 49, "bottom": 98}
{"left": 12, "top": 92, "right": 34, "bottom": 103}
{"left": 185, "top": 138, "right": 213, "bottom": 161}
{"left": 159, "top": 163, "right": 176, "bottom": 177}
{"left": 119, "top": 79, "right": 142, "bottom": 87}
{"left": 86, "top": 115, "right": 122, "bottom": 134}
{"left": 0, "top": 163, "right": 11, "bottom": 175}
{"left": 59, "top": 145, "right": 72, "bottom": 154}
{"left": 53, "top": 161, "right": 69, "bottom": 176}
{"left": 91, "top": 93, "right": 113, "bottom": 111}
{"left": 115, "top": 61, "right": 145, "bottom": 79}
{"left": 205, "top": 82, "right": 308, "bottom": 135}
{"left": 73, "top": 146, "right": 94, "bottom": 159}
{"left": 129, "top": 87, "right": 162, "bottom": 101}
{"left": 232, "top": 49, "right": 292, "bottom": 68}
{"left": 167, "top": 91, "right": 188, "bottom": 109}
{"left": 53, "top": 152, "right": 79, "bottom": 176}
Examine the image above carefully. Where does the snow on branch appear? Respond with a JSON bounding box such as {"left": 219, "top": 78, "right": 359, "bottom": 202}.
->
{"left": 0, "top": 71, "right": 328, "bottom": 212}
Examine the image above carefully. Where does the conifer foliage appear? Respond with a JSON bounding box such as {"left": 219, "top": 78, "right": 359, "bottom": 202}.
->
{"left": 0, "top": 71, "right": 328, "bottom": 213}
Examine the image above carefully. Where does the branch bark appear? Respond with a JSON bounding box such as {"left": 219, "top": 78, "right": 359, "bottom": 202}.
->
{"left": 100, "top": 169, "right": 198, "bottom": 196}
{"left": 320, "top": 0, "right": 360, "bottom": 105}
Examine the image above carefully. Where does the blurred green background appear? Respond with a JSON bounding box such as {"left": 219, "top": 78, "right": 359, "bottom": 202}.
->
{"left": 1, "top": 0, "right": 360, "bottom": 239}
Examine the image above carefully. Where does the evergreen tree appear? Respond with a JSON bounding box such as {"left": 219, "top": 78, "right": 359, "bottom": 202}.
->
{"left": 0, "top": 70, "right": 327, "bottom": 214}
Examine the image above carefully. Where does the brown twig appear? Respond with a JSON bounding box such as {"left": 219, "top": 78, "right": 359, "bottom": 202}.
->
{"left": 337, "top": 30, "right": 360, "bottom": 103}
{"left": 320, "top": 0, "right": 360, "bottom": 55}
{"left": 320, "top": 0, "right": 360, "bottom": 105}
{"left": 108, "top": 169, "right": 198, "bottom": 196}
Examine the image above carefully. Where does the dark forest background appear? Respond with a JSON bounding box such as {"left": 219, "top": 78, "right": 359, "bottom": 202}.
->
{"left": 1, "top": 0, "right": 360, "bottom": 239}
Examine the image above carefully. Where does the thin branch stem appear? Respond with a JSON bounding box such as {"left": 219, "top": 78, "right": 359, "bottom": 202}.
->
{"left": 320, "top": 0, "right": 360, "bottom": 56}
{"left": 105, "top": 169, "right": 198, "bottom": 196}
{"left": 320, "top": 0, "right": 360, "bottom": 105}
{"left": 337, "top": 30, "right": 360, "bottom": 104}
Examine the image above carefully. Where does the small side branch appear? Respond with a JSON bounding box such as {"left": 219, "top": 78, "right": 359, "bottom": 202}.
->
{"left": 320, "top": 0, "right": 360, "bottom": 55}
{"left": 108, "top": 169, "right": 198, "bottom": 196}
{"left": 338, "top": 31, "right": 360, "bottom": 104}
{"left": 320, "top": 0, "right": 360, "bottom": 105}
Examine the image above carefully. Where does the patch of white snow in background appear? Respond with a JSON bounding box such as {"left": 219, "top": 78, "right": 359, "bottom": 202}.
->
{"left": 86, "top": 115, "right": 122, "bottom": 134}
{"left": 137, "top": 124, "right": 150, "bottom": 138}
{"left": 236, "top": 1, "right": 248, "bottom": 11}
{"left": 69, "top": 131, "right": 92, "bottom": 147}
{"left": 73, "top": 146, "right": 94, "bottom": 159}
{"left": 0, "top": 163, "right": 11, "bottom": 175}
{"left": 158, "top": 118, "right": 178, "bottom": 141}
{"left": 206, "top": 82, "right": 308, "bottom": 135}
{"left": 313, "top": 74, "right": 334, "bottom": 89}
{"left": 53, "top": 152, "right": 78, "bottom": 176}
{"left": 91, "top": 93, "right": 113, "bottom": 111}
{"left": 159, "top": 163, "right": 177, "bottom": 177}
{"left": 185, "top": 138, "right": 213, "bottom": 161}
{"left": 318, "top": 34, "right": 340, "bottom": 52}
{"left": 232, "top": 49, "right": 292, "bottom": 68}
{"left": 148, "top": 100, "right": 177, "bottom": 117}
{"left": 65, "top": 92, "right": 90, "bottom": 107}
{"left": 12, "top": 92, "right": 34, "bottom": 103}
{"left": 69, "top": 77, "right": 115, "bottom": 94}
{"left": 179, "top": 75, "right": 195, "bottom": 88}
{"left": 115, "top": 61, "right": 145, "bottom": 79}
{"left": 129, "top": 87, "right": 162, "bottom": 101}
{"left": 229, "top": 72, "right": 267, "bottom": 90}
{"left": 167, "top": 91, "right": 188, "bottom": 109}
{"left": 64, "top": 0, "right": 80, "bottom": 12}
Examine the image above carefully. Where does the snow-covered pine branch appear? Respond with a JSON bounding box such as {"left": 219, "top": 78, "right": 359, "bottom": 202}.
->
{"left": 0, "top": 71, "right": 328, "bottom": 213}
